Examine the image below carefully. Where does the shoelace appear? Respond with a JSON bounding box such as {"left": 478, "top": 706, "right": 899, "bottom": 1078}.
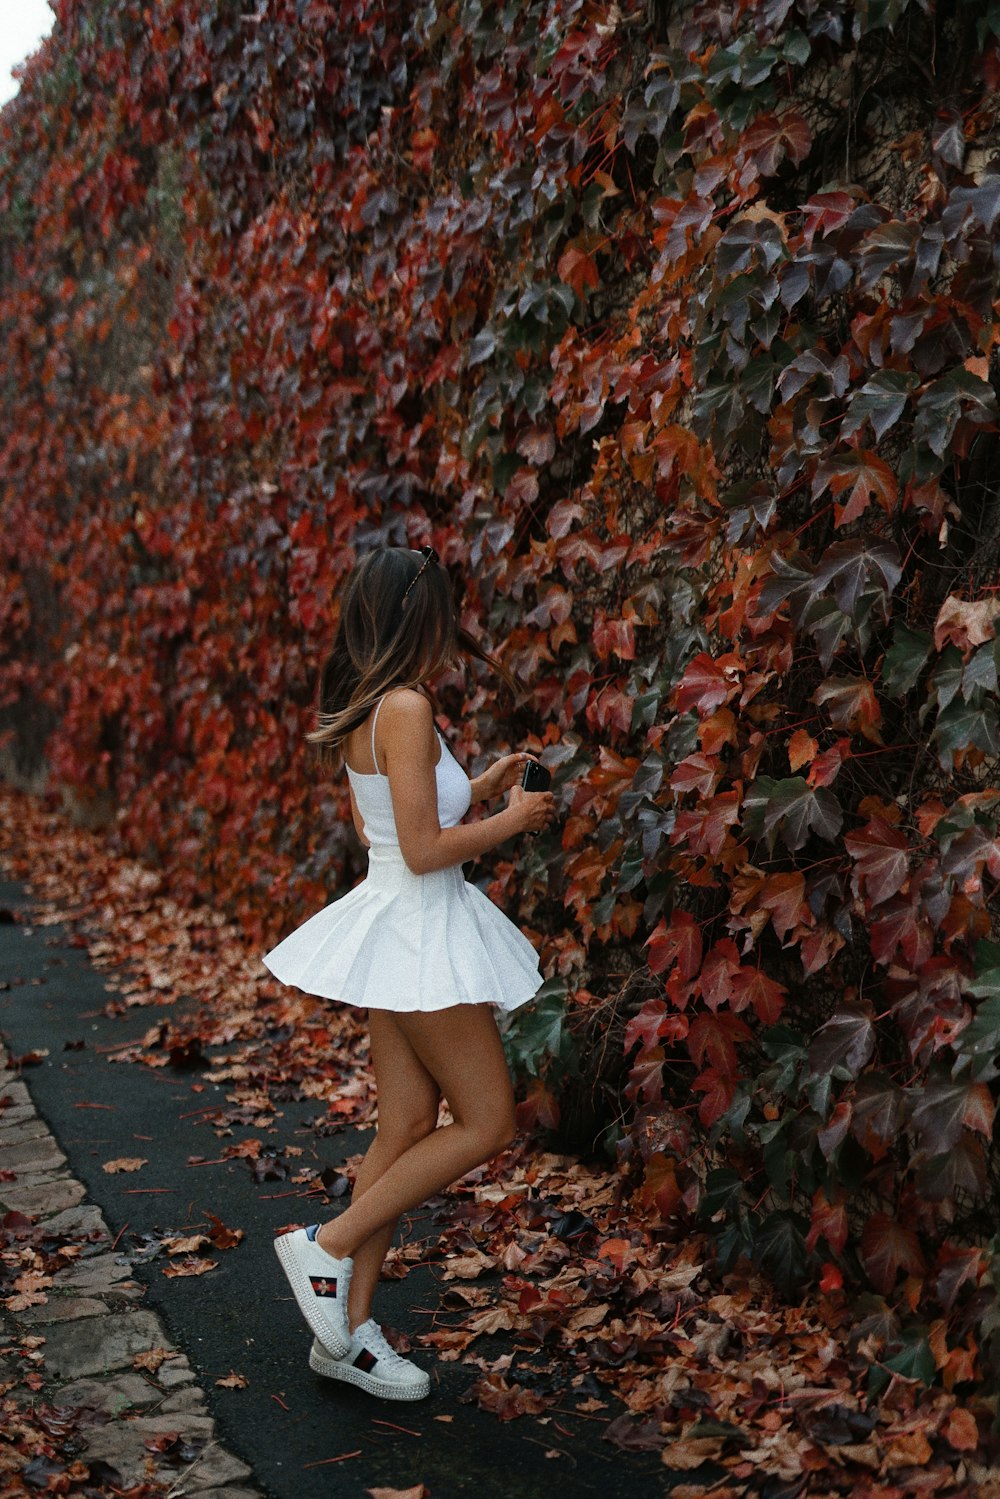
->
{"left": 360, "top": 1322, "right": 411, "bottom": 1371}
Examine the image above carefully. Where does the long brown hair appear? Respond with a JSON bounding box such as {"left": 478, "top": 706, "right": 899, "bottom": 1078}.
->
{"left": 307, "top": 545, "right": 517, "bottom": 759}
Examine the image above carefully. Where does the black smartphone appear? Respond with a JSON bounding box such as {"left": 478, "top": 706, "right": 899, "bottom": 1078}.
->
{"left": 521, "top": 758, "right": 550, "bottom": 837}
{"left": 521, "top": 758, "right": 551, "bottom": 792}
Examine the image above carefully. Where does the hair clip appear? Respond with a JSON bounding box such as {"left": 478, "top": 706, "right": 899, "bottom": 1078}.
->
{"left": 401, "top": 544, "right": 438, "bottom": 605}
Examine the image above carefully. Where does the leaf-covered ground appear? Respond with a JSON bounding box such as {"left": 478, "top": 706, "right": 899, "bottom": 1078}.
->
{"left": 1, "top": 786, "right": 997, "bottom": 1497}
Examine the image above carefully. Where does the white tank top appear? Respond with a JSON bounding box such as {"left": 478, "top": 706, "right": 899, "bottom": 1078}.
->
{"left": 345, "top": 690, "right": 472, "bottom": 847}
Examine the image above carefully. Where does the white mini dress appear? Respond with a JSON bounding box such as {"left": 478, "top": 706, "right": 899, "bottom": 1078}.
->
{"left": 261, "top": 691, "right": 545, "bottom": 1013}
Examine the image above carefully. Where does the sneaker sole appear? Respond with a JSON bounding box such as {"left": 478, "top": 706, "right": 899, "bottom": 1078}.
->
{"left": 309, "top": 1343, "right": 430, "bottom": 1401}
{"left": 274, "top": 1233, "right": 351, "bottom": 1359}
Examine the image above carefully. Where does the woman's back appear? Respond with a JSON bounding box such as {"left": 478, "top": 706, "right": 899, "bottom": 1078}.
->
{"left": 344, "top": 688, "right": 471, "bottom": 847}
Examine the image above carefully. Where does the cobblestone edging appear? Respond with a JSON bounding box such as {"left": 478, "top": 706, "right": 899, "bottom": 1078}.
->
{"left": 0, "top": 1045, "right": 262, "bottom": 1498}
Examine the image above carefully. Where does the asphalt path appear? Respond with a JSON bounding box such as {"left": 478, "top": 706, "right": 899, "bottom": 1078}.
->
{"left": 0, "top": 875, "right": 674, "bottom": 1499}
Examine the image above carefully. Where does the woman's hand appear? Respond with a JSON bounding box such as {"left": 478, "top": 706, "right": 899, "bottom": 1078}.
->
{"left": 474, "top": 751, "right": 542, "bottom": 803}
{"left": 506, "top": 781, "right": 557, "bottom": 835}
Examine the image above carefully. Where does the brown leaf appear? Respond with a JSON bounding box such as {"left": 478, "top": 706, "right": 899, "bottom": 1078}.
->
{"left": 941, "top": 1406, "right": 979, "bottom": 1452}
{"left": 660, "top": 1436, "right": 726, "bottom": 1469}
{"left": 102, "top": 1156, "right": 148, "bottom": 1173}
{"left": 934, "top": 595, "right": 998, "bottom": 653}
{"left": 366, "top": 1488, "right": 429, "bottom": 1499}
{"left": 462, "top": 1372, "right": 550, "bottom": 1420}
{"left": 162, "top": 1233, "right": 210, "bottom": 1255}
{"left": 440, "top": 1249, "right": 494, "bottom": 1280}
{"left": 206, "top": 1211, "right": 245, "bottom": 1250}
{"left": 788, "top": 728, "right": 819, "bottom": 772}
{"left": 215, "top": 1372, "right": 249, "bottom": 1389}
{"left": 162, "top": 1256, "right": 217, "bottom": 1278}
{"left": 883, "top": 1429, "right": 933, "bottom": 1468}
{"left": 5, "top": 1280, "right": 50, "bottom": 1312}
{"left": 133, "top": 1348, "right": 175, "bottom": 1372}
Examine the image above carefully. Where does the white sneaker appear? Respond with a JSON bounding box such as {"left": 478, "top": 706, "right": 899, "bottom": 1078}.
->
{"left": 274, "top": 1224, "right": 352, "bottom": 1358}
{"left": 309, "top": 1319, "right": 431, "bottom": 1401}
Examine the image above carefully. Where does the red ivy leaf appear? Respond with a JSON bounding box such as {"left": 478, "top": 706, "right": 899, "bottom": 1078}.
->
{"left": 813, "top": 677, "right": 883, "bottom": 744}
{"left": 670, "top": 752, "right": 721, "bottom": 797}
{"left": 674, "top": 652, "right": 742, "bottom": 715}
{"left": 624, "top": 998, "right": 688, "bottom": 1055}
{"left": 591, "top": 609, "right": 636, "bottom": 661}
{"left": 788, "top": 728, "right": 818, "bottom": 772}
{"left": 557, "top": 243, "right": 599, "bottom": 300}
{"left": 740, "top": 111, "right": 811, "bottom": 176}
{"left": 730, "top": 967, "right": 787, "bottom": 1025}
{"left": 806, "top": 1189, "right": 849, "bottom": 1255}
{"left": 687, "top": 1012, "right": 752, "bottom": 1074}
{"left": 844, "top": 814, "right": 910, "bottom": 907}
{"left": 807, "top": 738, "right": 851, "bottom": 787}
{"left": 697, "top": 939, "right": 742, "bottom": 1012}
{"left": 860, "top": 1212, "right": 927, "bottom": 1294}
{"left": 646, "top": 911, "right": 703, "bottom": 981}
{"left": 691, "top": 1067, "right": 735, "bottom": 1127}
{"left": 802, "top": 190, "right": 857, "bottom": 247}
{"left": 869, "top": 895, "right": 933, "bottom": 968}
{"left": 816, "top": 450, "right": 898, "bottom": 528}
{"left": 625, "top": 1046, "right": 665, "bottom": 1106}
{"left": 516, "top": 1077, "right": 561, "bottom": 1132}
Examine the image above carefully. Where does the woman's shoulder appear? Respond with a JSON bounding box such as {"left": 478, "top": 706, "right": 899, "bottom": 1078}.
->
{"left": 380, "top": 685, "right": 434, "bottom": 723}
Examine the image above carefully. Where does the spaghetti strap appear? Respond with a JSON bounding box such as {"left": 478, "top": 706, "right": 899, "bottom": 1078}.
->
{"left": 370, "top": 694, "right": 387, "bottom": 776}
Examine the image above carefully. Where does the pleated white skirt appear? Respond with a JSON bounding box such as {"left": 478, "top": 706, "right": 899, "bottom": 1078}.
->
{"left": 261, "top": 843, "right": 544, "bottom": 1013}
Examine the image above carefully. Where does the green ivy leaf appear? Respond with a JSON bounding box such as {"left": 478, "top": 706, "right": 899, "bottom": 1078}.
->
{"left": 953, "top": 941, "right": 1000, "bottom": 1081}
{"left": 699, "top": 1167, "right": 744, "bottom": 1220}
{"left": 962, "top": 639, "right": 1000, "bottom": 699}
{"left": 914, "top": 368, "right": 998, "bottom": 459}
{"left": 882, "top": 624, "right": 932, "bottom": 698}
{"left": 840, "top": 369, "right": 919, "bottom": 443}
{"left": 502, "top": 982, "right": 572, "bottom": 1079}
{"left": 754, "top": 1211, "right": 808, "bottom": 1295}
{"left": 743, "top": 775, "right": 844, "bottom": 852}
{"left": 781, "top": 29, "right": 811, "bottom": 65}
{"left": 932, "top": 699, "right": 1000, "bottom": 768}
{"left": 926, "top": 645, "right": 965, "bottom": 716}
{"left": 868, "top": 1331, "right": 935, "bottom": 1398}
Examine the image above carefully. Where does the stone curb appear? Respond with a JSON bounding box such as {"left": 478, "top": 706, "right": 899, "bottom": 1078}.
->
{"left": 0, "top": 1049, "right": 263, "bottom": 1498}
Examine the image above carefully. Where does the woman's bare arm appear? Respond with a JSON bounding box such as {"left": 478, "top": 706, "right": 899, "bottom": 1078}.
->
{"left": 467, "top": 773, "right": 488, "bottom": 805}
{"left": 379, "top": 691, "right": 550, "bottom": 874}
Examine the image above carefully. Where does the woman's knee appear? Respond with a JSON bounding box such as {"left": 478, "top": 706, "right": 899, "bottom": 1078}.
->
{"left": 469, "top": 1107, "right": 517, "bottom": 1159}
{"left": 376, "top": 1108, "right": 439, "bottom": 1157}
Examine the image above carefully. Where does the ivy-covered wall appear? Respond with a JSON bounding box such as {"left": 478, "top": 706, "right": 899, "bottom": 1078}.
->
{"left": 3, "top": 0, "right": 1000, "bottom": 1364}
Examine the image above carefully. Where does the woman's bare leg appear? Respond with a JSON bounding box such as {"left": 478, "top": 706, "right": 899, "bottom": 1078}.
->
{"left": 342, "top": 1010, "right": 440, "bottom": 1332}
{"left": 316, "top": 1004, "right": 516, "bottom": 1262}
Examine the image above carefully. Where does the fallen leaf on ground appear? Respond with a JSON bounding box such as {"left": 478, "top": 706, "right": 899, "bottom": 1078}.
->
{"left": 5, "top": 1273, "right": 50, "bottom": 1311}
{"left": 366, "top": 1488, "right": 429, "bottom": 1499}
{"left": 941, "top": 1406, "right": 978, "bottom": 1451}
{"left": 440, "top": 1249, "right": 494, "bottom": 1280}
{"left": 162, "top": 1233, "right": 210, "bottom": 1255}
{"left": 102, "top": 1157, "right": 148, "bottom": 1173}
{"left": 660, "top": 1436, "right": 727, "bottom": 1469}
{"left": 133, "top": 1348, "right": 175, "bottom": 1372}
{"left": 162, "top": 1256, "right": 217, "bottom": 1278}
{"left": 215, "top": 1372, "right": 249, "bottom": 1389}
{"left": 206, "top": 1211, "right": 245, "bottom": 1250}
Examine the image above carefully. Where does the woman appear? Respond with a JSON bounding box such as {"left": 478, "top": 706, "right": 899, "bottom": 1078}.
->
{"left": 262, "top": 543, "right": 557, "bottom": 1401}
